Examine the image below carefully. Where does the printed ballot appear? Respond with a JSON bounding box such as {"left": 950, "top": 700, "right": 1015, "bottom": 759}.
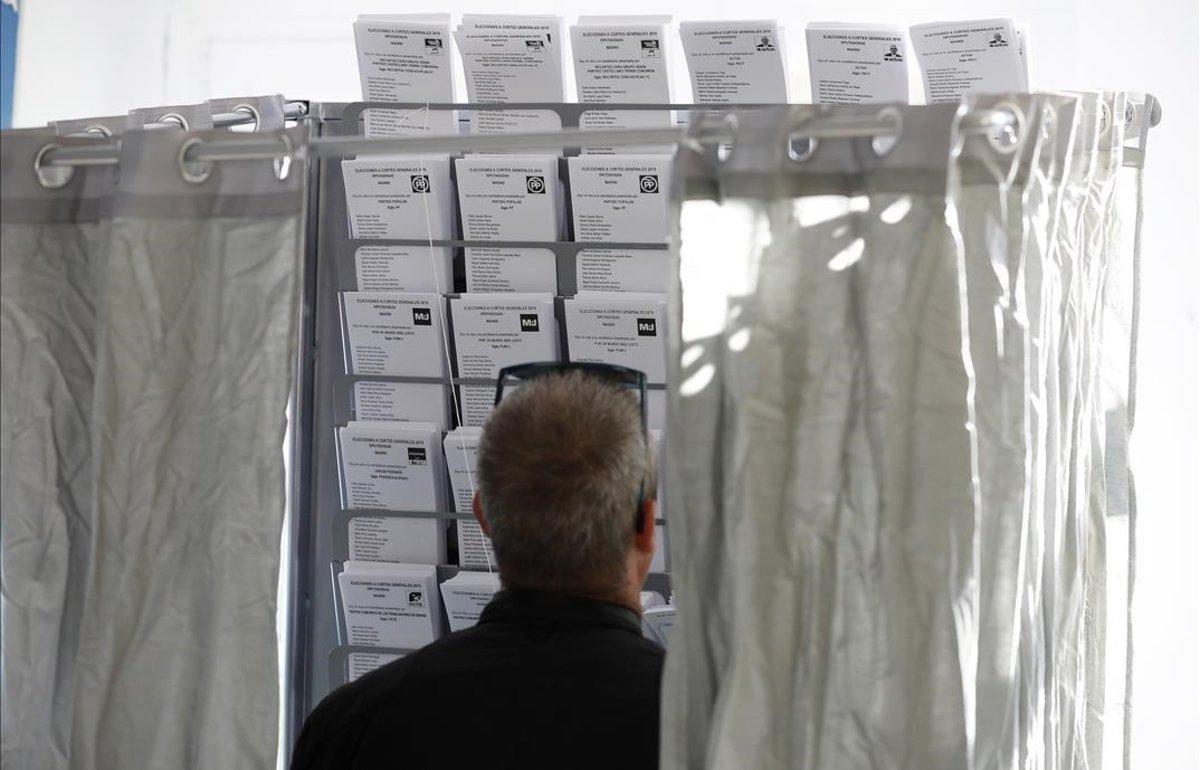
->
{"left": 353, "top": 245, "right": 453, "bottom": 294}
{"left": 570, "top": 16, "right": 673, "bottom": 153}
{"left": 338, "top": 421, "right": 447, "bottom": 564}
{"left": 679, "top": 20, "right": 789, "bottom": 103}
{"left": 642, "top": 604, "right": 676, "bottom": 646}
{"left": 564, "top": 292, "right": 667, "bottom": 383}
{"left": 805, "top": 23, "right": 909, "bottom": 105}
{"left": 455, "top": 14, "right": 566, "bottom": 134}
{"left": 569, "top": 155, "right": 671, "bottom": 293}
{"left": 909, "top": 19, "right": 1027, "bottom": 103}
{"left": 338, "top": 561, "right": 441, "bottom": 648}
{"left": 354, "top": 381, "right": 451, "bottom": 429}
{"left": 443, "top": 428, "right": 496, "bottom": 569}
{"left": 451, "top": 293, "right": 559, "bottom": 426}
{"left": 342, "top": 292, "right": 447, "bottom": 377}
{"left": 348, "top": 652, "right": 402, "bottom": 681}
{"left": 440, "top": 571, "right": 501, "bottom": 631}
{"left": 455, "top": 155, "right": 561, "bottom": 292}
{"left": 353, "top": 14, "right": 456, "bottom": 136}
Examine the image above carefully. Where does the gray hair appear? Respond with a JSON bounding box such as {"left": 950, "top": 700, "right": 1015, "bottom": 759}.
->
{"left": 476, "top": 370, "right": 657, "bottom": 595}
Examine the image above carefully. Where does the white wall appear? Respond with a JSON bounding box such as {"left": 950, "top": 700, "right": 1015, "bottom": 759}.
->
{"left": 12, "top": 1, "right": 1198, "bottom": 767}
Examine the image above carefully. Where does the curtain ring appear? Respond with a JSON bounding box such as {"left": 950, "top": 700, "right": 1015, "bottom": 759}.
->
{"left": 273, "top": 133, "right": 294, "bottom": 182}
{"left": 231, "top": 104, "right": 261, "bottom": 133}
{"left": 787, "top": 131, "right": 818, "bottom": 163}
{"left": 986, "top": 101, "right": 1025, "bottom": 155}
{"left": 33, "top": 144, "right": 76, "bottom": 189}
{"left": 159, "top": 112, "right": 189, "bottom": 130}
{"left": 83, "top": 125, "right": 112, "bottom": 138}
{"left": 178, "top": 137, "right": 213, "bottom": 184}
{"left": 871, "top": 106, "right": 903, "bottom": 157}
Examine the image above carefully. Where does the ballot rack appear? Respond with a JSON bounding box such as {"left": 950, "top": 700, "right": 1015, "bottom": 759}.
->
{"left": 295, "top": 102, "right": 686, "bottom": 732}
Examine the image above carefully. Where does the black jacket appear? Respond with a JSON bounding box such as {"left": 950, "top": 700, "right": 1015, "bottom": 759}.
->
{"left": 291, "top": 588, "right": 665, "bottom": 770}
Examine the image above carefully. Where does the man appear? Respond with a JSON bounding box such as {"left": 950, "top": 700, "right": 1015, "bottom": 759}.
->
{"left": 292, "top": 367, "right": 663, "bottom": 769}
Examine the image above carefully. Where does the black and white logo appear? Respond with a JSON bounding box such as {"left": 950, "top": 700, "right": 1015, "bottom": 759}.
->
{"left": 408, "top": 590, "right": 424, "bottom": 607}
{"left": 988, "top": 33, "right": 1008, "bottom": 47}
{"left": 525, "top": 39, "right": 545, "bottom": 48}
{"left": 410, "top": 174, "right": 430, "bottom": 193}
{"left": 755, "top": 36, "right": 775, "bottom": 51}
{"left": 519, "top": 313, "right": 540, "bottom": 332}
{"left": 641, "top": 39, "right": 660, "bottom": 56}
{"left": 883, "top": 44, "right": 903, "bottom": 61}
{"left": 639, "top": 174, "right": 659, "bottom": 194}
{"left": 412, "top": 307, "right": 432, "bottom": 326}
{"left": 424, "top": 37, "right": 444, "bottom": 53}
{"left": 637, "top": 317, "right": 657, "bottom": 337}
{"left": 526, "top": 175, "right": 546, "bottom": 194}
{"left": 407, "top": 447, "right": 428, "bottom": 465}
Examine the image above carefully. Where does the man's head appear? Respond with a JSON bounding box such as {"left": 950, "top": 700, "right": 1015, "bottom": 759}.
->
{"left": 472, "top": 370, "right": 657, "bottom": 607}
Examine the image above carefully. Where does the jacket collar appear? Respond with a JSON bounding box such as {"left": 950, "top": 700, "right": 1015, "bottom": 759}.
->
{"left": 480, "top": 587, "right": 642, "bottom": 635}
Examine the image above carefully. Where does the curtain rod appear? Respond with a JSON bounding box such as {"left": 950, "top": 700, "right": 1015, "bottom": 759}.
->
{"left": 39, "top": 107, "right": 1022, "bottom": 168}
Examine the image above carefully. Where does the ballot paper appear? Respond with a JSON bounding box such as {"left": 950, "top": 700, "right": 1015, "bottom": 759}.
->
{"left": 348, "top": 652, "right": 402, "bottom": 681}
{"left": 440, "top": 571, "right": 502, "bottom": 631}
{"left": 805, "top": 23, "right": 910, "bottom": 105}
{"left": 338, "top": 561, "right": 441, "bottom": 648}
{"left": 649, "top": 427, "right": 668, "bottom": 573}
{"left": 451, "top": 293, "right": 559, "bottom": 426}
{"left": 678, "top": 20, "right": 789, "bottom": 103}
{"left": 564, "top": 292, "right": 667, "bottom": 383}
{"left": 455, "top": 14, "right": 566, "bottom": 134}
{"left": 342, "top": 155, "right": 454, "bottom": 239}
{"left": 569, "top": 155, "right": 671, "bottom": 293}
{"left": 443, "top": 428, "right": 497, "bottom": 569}
{"left": 342, "top": 292, "right": 447, "bottom": 377}
{"left": 353, "top": 245, "right": 453, "bottom": 294}
{"left": 642, "top": 604, "right": 676, "bottom": 646}
{"left": 909, "top": 19, "right": 1027, "bottom": 103}
{"left": 353, "top": 14, "right": 457, "bottom": 136}
{"left": 338, "top": 421, "right": 447, "bottom": 563}
{"left": 353, "top": 381, "right": 451, "bottom": 429}
{"left": 455, "top": 155, "right": 561, "bottom": 292}
{"left": 570, "top": 16, "right": 674, "bottom": 153}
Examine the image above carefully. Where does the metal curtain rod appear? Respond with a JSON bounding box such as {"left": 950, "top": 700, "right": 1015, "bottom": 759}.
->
{"left": 39, "top": 107, "right": 1012, "bottom": 168}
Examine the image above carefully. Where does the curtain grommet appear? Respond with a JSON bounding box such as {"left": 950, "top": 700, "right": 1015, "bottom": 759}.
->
{"left": 33, "top": 144, "right": 75, "bottom": 189}
{"left": 158, "top": 112, "right": 189, "bottom": 130}
{"left": 787, "top": 132, "right": 818, "bottom": 163}
{"left": 986, "top": 101, "right": 1025, "bottom": 155}
{"left": 231, "top": 104, "right": 261, "bottom": 134}
{"left": 178, "top": 138, "right": 213, "bottom": 184}
{"left": 82, "top": 125, "right": 112, "bottom": 138}
{"left": 273, "top": 134, "right": 294, "bottom": 182}
{"left": 716, "top": 113, "right": 739, "bottom": 164}
{"left": 871, "top": 107, "right": 903, "bottom": 157}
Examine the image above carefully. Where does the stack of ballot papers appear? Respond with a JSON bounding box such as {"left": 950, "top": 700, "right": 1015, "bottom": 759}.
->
{"left": 642, "top": 604, "right": 676, "bottom": 646}
{"left": 909, "top": 19, "right": 1028, "bottom": 103}
{"left": 338, "top": 421, "right": 447, "bottom": 564}
{"left": 338, "top": 561, "right": 442, "bottom": 648}
{"left": 353, "top": 380, "right": 451, "bottom": 430}
{"left": 570, "top": 16, "right": 674, "bottom": 153}
{"left": 440, "top": 570, "right": 502, "bottom": 631}
{"left": 679, "top": 20, "right": 789, "bottom": 103}
{"left": 455, "top": 155, "right": 561, "bottom": 292}
{"left": 348, "top": 651, "right": 402, "bottom": 681}
{"left": 568, "top": 155, "right": 671, "bottom": 293}
{"left": 352, "top": 14, "right": 457, "bottom": 136}
{"left": 451, "top": 293, "right": 559, "bottom": 426}
{"left": 455, "top": 14, "right": 567, "bottom": 134}
{"left": 443, "top": 427, "right": 497, "bottom": 569}
{"left": 805, "top": 23, "right": 910, "bottom": 105}
{"left": 342, "top": 291, "right": 448, "bottom": 377}
{"left": 564, "top": 292, "right": 667, "bottom": 383}
{"left": 342, "top": 154, "right": 454, "bottom": 294}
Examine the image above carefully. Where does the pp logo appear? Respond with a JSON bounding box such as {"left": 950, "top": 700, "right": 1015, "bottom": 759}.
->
{"left": 424, "top": 37, "right": 444, "bottom": 53}
{"left": 407, "top": 447, "right": 428, "bottom": 465}
{"left": 412, "top": 307, "right": 432, "bottom": 326}
{"left": 637, "top": 317, "right": 657, "bottom": 337}
{"left": 883, "top": 44, "right": 903, "bottom": 62}
{"left": 526, "top": 175, "right": 546, "bottom": 194}
{"left": 519, "top": 313, "right": 540, "bottom": 332}
{"left": 408, "top": 591, "right": 424, "bottom": 607}
{"left": 639, "top": 174, "right": 659, "bottom": 194}
{"left": 641, "top": 39, "right": 660, "bottom": 56}
{"left": 410, "top": 174, "right": 430, "bottom": 194}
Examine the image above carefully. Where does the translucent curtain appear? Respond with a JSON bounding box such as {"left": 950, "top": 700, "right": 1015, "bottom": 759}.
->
{"left": 662, "top": 94, "right": 1145, "bottom": 769}
{"left": 1, "top": 125, "right": 306, "bottom": 769}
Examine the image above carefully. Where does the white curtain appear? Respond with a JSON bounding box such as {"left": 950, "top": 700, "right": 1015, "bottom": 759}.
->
{"left": 1, "top": 120, "right": 305, "bottom": 768}
{"left": 662, "top": 93, "right": 1149, "bottom": 769}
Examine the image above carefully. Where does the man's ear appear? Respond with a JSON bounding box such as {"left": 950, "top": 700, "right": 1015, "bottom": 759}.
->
{"left": 472, "top": 492, "right": 492, "bottom": 537}
{"left": 634, "top": 498, "right": 656, "bottom": 555}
